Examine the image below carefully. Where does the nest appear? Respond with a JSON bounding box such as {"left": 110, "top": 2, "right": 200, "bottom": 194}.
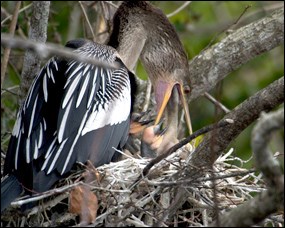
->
{"left": 1, "top": 147, "right": 283, "bottom": 227}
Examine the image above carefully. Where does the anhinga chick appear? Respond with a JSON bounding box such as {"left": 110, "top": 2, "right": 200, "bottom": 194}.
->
{"left": 108, "top": 1, "right": 192, "bottom": 156}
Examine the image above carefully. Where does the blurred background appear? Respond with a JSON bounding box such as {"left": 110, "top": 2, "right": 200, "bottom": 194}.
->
{"left": 1, "top": 1, "right": 284, "bottom": 169}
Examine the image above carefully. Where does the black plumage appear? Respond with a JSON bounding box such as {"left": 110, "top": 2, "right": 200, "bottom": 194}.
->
{"left": 1, "top": 39, "right": 136, "bottom": 212}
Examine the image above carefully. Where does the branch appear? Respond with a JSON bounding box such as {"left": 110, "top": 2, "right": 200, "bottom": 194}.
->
{"left": 1, "top": 1, "right": 21, "bottom": 89}
{"left": 19, "top": 1, "right": 50, "bottom": 103}
{"left": 216, "top": 108, "right": 284, "bottom": 227}
{"left": 190, "top": 76, "right": 284, "bottom": 168}
{"left": 139, "top": 119, "right": 234, "bottom": 179}
{"left": 188, "top": 8, "right": 284, "bottom": 101}
{"left": 157, "top": 76, "right": 284, "bottom": 225}
{"left": 1, "top": 34, "right": 120, "bottom": 72}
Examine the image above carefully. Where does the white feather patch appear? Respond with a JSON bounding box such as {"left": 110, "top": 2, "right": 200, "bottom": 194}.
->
{"left": 28, "top": 95, "right": 38, "bottom": 137}
{"left": 47, "top": 138, "right": 68, "bottom": 174}
{"left": 58, "top": 98, "right": 73, "bottom": 143}
{"left": 81, "top": 85, "right": 130, "bottom": 135}
{"left": 76, "top": 71, "right": 90, "bottom": 108}
{"left": 43, "top": 73, "right": 48, "bottom": 102}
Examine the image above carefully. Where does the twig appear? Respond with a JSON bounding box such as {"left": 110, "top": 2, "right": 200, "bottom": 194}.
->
{"left": 167, "top": 1, "right": 192, "bottom": 18}
{"left": 1, "top": 3, "right": 32, "bottom": 26}
{"left": 144, "top": 168, "right": 255, "bottom": 187}
{"left": 79, "top": 1, "right": 96, "bottom": 40}
{"left": 131, "top": 118, "right": 234, "bottom": 188}
{"left": 1, "top": 34, "right": 120, "bottom": 70}
{"left": 1, "top": 1, "right": 21, "bottom": 89}
{"left": 11, "top": 182, "right": 83, "bottom": 207}
{"left": 204, "top": 5, "right": 252, "bottom": 50}
{"left": 204, "top": 92, "right": 230, "bottom": 114}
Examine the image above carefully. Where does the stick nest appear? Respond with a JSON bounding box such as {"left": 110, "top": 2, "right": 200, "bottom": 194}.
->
{"left": 1, "top": 148, "right": 283, "bottom": 227}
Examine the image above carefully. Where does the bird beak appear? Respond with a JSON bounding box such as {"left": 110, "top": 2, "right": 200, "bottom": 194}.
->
{"left": 155, "top": 81, "right": 193, "bottom": 135}
{"left": 154, "top": 81, "right": 175, "bottom": 125}
{"left": 129, "top": 119, "right": 154, "bottom": 135}
{"left": 178, "top": 83, "right": 193, "bottom": 135}
{"left": 141, "top": 120, "right": 166, "bottom": 158}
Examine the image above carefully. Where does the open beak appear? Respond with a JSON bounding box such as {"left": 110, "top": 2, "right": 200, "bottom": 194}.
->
{"left": 141, "top": 120, "right": 166, "bottom": 158}
{"left": 129, "top": 119, "right": 154, "bottom": 135}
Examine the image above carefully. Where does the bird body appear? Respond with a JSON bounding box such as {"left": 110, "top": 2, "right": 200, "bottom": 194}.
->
{"left": 108, "top": 1, "right": 192, "bottom": 155}
{"left": 2, "top": 0, "right": 192, "bottom": 212}
{"left": 1, "top": 39, "right": 136, "bottom": 212}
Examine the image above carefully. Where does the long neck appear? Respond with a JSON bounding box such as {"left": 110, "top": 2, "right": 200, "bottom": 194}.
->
{"left": 107, "top": 12, "right": 146, "bottom": 71}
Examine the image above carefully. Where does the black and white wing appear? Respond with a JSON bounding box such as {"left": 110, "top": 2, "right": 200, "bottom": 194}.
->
{"left": 4, "top": 40, "right": 133, "bottom": 193}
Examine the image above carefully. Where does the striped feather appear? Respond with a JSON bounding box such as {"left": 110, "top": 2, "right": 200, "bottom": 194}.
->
{"left": 3, "top": 39, "right": 134, "bottom": 195}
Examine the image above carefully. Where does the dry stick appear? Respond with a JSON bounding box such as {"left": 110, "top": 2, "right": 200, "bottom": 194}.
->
{"left": 204, "top": 92, "right": 230, "bottom": 114}
{"left": 130, "top": 118, "right": 234, "bottom": 189}
{"left": 1, "top": 1, "right": 21, "bottom": 89}
{"left": 167, "top": 1, "right": 192, "bottom": 18}
{"left": 1, "top": 34, "right": 120, "bottom": 70}
{"left": 11, "top": 182, "right": 84, "bottom": 207}
{"left": 79, "top": 1, "right": 96, "bottom": 40}
{"left": 1, "top": 3, "right": 32, "bottom": 26}
{"left": 204, "top": 4, "right": 252, "bottom": 50}
{"left": 144, "top": 168, "right": 256, "bottom": 187}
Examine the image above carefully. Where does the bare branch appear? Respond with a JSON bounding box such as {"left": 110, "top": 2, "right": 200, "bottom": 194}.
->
{"left": 188, "top": 8, "right": 284, "bottom": 101}
{"left": 1, "top": 3, "right": 32, "bottom": 26}
{"left": 204, "top": 92, "right": 230, "bottom": 114}
{"left": 158, "top": 77, "right": 284, "bottom": 225}
{"left": 1, "top": 1, "right": 21, "bottom": 89}
{"left": 166, "top": 1, "right": 192, "bottom": 18}
{"left": 1, "top": 34, "right": 119, "bottom": 70}
{"left": 79, "top": 1, "right": 96, "bottom": 40}
{"left": 131, "top": 118, "right": 234, "bottom": 188}
{"left": 190, "top": 76, "right": 284, "bottom": 168}
{"left": 216, "top": 108, "right": 284, "bottom": 227}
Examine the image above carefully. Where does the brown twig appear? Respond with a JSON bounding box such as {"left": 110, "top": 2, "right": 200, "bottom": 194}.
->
{"left": 1, "top": 34, "right": 120, "bottom": 70}
{"left": 204, "top": 92, "right": 230, "bottom": 114}
{"left": 1, "top": 1, "right": 21, "bottom": 89}
{"left": 166, "top": 1, "right": 192, "bottom": 18}
{"left": 79, "top": 1, "right": 96, "bottom": 40}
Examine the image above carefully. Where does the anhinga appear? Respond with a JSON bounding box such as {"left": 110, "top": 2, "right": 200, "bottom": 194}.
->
{"left": 1, "top": 1, "right": 192, "bottom": 212}
{"left": 1, "top": 38, "right": 137, "bottom": 212}
{"left": 108, "top": 1, "right": 192, "bottom": 156}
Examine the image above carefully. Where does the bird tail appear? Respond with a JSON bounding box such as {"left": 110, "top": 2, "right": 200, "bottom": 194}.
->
{"left": 1, "top": 174, "right": 23, "bottom": 212}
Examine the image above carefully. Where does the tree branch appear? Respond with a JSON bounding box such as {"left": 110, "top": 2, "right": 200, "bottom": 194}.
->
{"left": 216, "top": 108, "right": 284, "bottom": 227}
{"left": 1, "top": 34, "right": 119, "bottom": 70}
{"left": 188, "top": 8, "right": 284, "bottom": 101}
{"left": 190, "top": 76, "right": 284, "bottom": 168}
{"left": 158, "top": 77, "right": 284, "bottom": 225}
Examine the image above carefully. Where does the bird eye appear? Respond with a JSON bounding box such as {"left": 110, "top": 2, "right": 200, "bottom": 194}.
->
{"left": 184, "top": 85, "right": 191, "bottom": 94}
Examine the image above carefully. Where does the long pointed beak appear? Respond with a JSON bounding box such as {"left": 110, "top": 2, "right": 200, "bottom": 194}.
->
{"left": 178, "top": 84, "right": 193, "bottom": 135}
{"left": 154, "top": 81, "right": 175, "bottom": 125}
{"left": 154, "top": 81, "right": 193, "bottom": 135}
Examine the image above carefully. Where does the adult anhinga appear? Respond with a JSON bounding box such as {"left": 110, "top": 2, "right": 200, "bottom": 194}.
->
{"left": 1, "top": 1, "right": 192, "bottom": 212}
{"left": 108, "top": 1, "right": 192, "bottom": 156}
{"left": 1, "top": 38, "right": 137, "bottom": 212}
